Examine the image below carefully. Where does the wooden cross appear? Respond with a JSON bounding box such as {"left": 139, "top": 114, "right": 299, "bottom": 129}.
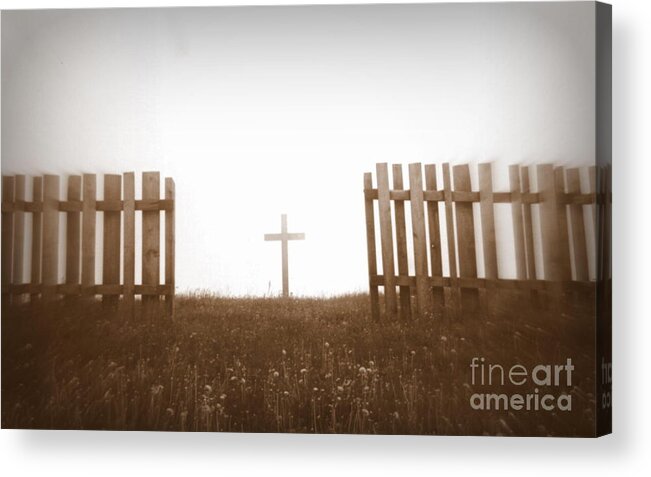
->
{"left": 264, "top": 214, "right": 305, "bottom": 297}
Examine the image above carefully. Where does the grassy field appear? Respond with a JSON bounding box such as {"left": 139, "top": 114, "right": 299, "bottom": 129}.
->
{"left": 1, "top": 292, "right": 596, "bottom": 435}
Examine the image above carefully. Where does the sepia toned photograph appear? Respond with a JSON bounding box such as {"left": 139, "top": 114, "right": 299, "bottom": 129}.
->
{"left": 1, "top": 2, "right": 611, "bottom": 436}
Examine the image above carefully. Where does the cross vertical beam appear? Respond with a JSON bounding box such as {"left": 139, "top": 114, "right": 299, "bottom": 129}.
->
{"left": 264, "top": 214, "right": 305, "bottom": 297}
{"left": 280, "top": 214, "right": 289, "bottom": 296}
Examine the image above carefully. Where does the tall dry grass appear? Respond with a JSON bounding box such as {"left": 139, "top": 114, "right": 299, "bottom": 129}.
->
{"left": 1, "top": 291, "right": 596, "bottom": 435}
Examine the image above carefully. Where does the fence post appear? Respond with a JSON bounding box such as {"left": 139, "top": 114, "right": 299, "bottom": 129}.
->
{"left": 142, "top": 172, "right": 161, "bottom": 318}
{"left": 392, "top": 165, "right": 411, "bottom": 320}
{"left": 165, "top": 177, "right": 175, "bottom": 319}
{"left": 424, "top": 164, "right": 444, "bottom": 318}
{"left": 2, "top": 176, "right": 15, "bottom": 305}
{"left": 376, "top": 163, "right": 397, "bottom": 319}
{"left": 409, "top": 163, "right": 432, "bottom": 318}
{"left": 363, "top": 172, "right": 380, "bottom": 321}
{"left": 42, "top": 175, "right": 60, "bottom": 302}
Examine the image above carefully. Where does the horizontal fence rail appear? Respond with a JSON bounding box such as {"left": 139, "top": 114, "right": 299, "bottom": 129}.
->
{"left": 1, "top": 172, "right": 175, "bottom": 318}
{"left": 363, "top": 162, "right": 598, "bottom": 321}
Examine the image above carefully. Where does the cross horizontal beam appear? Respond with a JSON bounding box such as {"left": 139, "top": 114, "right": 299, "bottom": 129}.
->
{"left": 264, "top": 233, "right": 305, "bottom": 241}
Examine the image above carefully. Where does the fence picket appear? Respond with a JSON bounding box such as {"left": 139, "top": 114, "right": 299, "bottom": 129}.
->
{"left": 566, "top": 168, "right": 589, "bottom": 281}
{"left": 30, "top": 177, "right": 43, "bottom": 301}
{"left": 478, "top": 163, "right": 497, "bottom": 318}
{"left": 364, "top": 173, "right": 380, "bottom": 321}
{"left": 42, "top": 175, "right": 60, "bottom": 301}
{"left": 376, "top": 163, "right": 397, "bottom": 319}
{"left": 66, "top": 176, "right": 81, "bottom": 292}
{"left": 2, "top": 176, "right": 15, "bottom": 304}
{"left": 478, "top": 164, "right": 498, "bottom": 279}
{"left": 392, "top": 164, "right": 411, "bottom": 320}
{"left": 102, "top": 175, "right": 121, "bottom": 310}
{"left": 520, "top": 167, "right": 537, "bottom": 280}
{"left": 165, "top": 178, "right": 175, "bottom": 319}
{"left": 82, "top": 174, "right": 97, "bottom": 294}
{"left": 538, "top": 165, "right": 557, "bottom": 280}
{"left": 123, "top": 172, "right": 135, "bottom": 317}
{"left": 509, "top": 166, "right": 526, "bottom": 279}
{"left": 142, "top": 172, "right": 161, "bottom": 317}
{"left": 589, "top": 166, "right": 597, "bottom": 253}
{"left": 12, "top": 176, "right": 25, "bottom": 295}
{"left": 554, "top": 167, "right": 572, "bottom": 282}
{"left": 453, "top": 164, "right": 479, "bottom": 315}
{"left": 442, "top": 163, "right": 459, "bottom": 317}
{"left": 424, "top": 164, "right": 444, "bottom": 317}
{"left": 409, "top": 163, "right": 431, "bottom": 318}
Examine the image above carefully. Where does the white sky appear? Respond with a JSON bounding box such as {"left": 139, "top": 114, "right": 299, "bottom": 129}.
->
{"left": 1, "top": 3, "right": 596, "bottom": 296}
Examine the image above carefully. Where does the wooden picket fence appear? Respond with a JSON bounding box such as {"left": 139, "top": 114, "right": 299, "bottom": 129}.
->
{"left": 364, "top": 162, "right": 597, "bottom": 321}
{"left": 1, "top": 172, "right": 175, "bottom": 318}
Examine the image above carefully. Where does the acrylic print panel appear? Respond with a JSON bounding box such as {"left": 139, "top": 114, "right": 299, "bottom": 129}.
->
{"left": 1, "top": 2, "right": 611, "bottom": 436}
